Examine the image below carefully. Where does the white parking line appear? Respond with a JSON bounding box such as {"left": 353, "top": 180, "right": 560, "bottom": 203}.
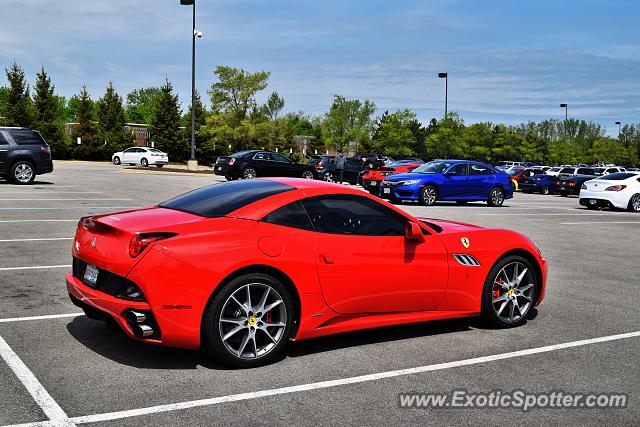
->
{"left": 0, "top": 265, "right": 71, "bottom": 271}
{"left": 561, "top": 221, "right": 640, "bottom": 225}
{"left": 0, "top": 238, "right": 72, "bottom": 243}
{"left": 0, "top": 334, "right": 74, "bottom": 426}
{"left": 0, "top": 220, "right": 77, "bottom": 223}
{"left": 0, "top": 313, "right": 82, "bottom": 324}
{"left": 40, "top": 330, "right": 638, "bottom": 425}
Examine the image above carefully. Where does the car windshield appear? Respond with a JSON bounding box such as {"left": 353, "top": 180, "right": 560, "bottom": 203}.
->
{"left": 597, "top": 173, "right": 637, "bottom": 181}
{"left": 410, "top": 161, "right": 453, "bottom": 174}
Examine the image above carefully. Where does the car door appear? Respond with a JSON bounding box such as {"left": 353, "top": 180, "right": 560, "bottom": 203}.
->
{"left": 344, "top": 157, "right": 362, "bottom": 183}
{"left": 0, "top": 131, "right": 9, "bottom": 173}
{"left": 121, "top": 148, "right": 135, "bottom": 164}
{"left": 271, "top": 153, "right": 298, "bottom": 177}
{"left": 441, "top": 163, "right": 470, "bottom": 199}
{"left": 467, "top": 164, "right": 496, "bottom": 196}
{"left": 302, "top": 194, "right": 448, "bottom": 313}
{"left": 250, "top": 152, "right": 273, "bottom": 176}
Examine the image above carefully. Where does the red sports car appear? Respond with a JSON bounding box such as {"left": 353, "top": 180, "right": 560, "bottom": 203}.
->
{"left": 361, "top": 161, "right": 424, "bottom": 195}
{"left": 67, "top": 178, "right": 547, "bottom": 367}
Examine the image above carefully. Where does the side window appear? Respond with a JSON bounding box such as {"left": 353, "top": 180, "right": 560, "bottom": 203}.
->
{"left": 469, "top": 164, "right": 493, "bottom": 175}
{"left": 0, "top": 132, "right": 8, "bottom": 145}
{"left": 262, "top": 200, "right": 313, "bottom": 231}
{"left": 301, "top": 195, "right": 407, "bottom": 236}
{"left": 559, "top": 168, "right": 573, "bottom": 174}
{"left": 346, "top": 158, "right": 360, "bottom": 167}
{"left": 449, "top": 163, "right": 468, "bottom": 175}
{"left": 8, "top": 129, "right": 45, "bottom": 145}
{"left": 271, "top": 153, "right": 290, "bottom": 162}
{"left": 253, "top": 152, "right": 271, "bottom": 160}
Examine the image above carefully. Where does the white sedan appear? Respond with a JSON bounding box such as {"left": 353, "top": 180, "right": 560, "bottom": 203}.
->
{"left": 112, "top": 147, "right": 168, "bottom": 167}
{"left": 579, "top": 172, "right": 640, "bottom": 212}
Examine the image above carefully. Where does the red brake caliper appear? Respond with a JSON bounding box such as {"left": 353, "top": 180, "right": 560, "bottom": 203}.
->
{"left": 493, "top": 277, "right": 503, "bottom": 298}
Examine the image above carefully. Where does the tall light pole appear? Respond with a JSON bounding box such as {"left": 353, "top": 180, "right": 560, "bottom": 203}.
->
{"left": 560, "top": 103, "right": 568, "bottom": 120}
{"left": 438, "top": 72, "right": 448, "bottom": 117}
{"left": 615, "top": 121, "right": 621, "bottom": 138}
{"left": 181, "top": 0, "right": 200, "bottom": 170}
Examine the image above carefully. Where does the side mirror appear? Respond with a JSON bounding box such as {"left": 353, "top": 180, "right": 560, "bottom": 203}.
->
{"left": 404, "top": 221, "right": 425, "bottom": 243}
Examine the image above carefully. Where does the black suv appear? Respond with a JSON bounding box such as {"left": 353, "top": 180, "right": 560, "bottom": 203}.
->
{"left": 0, "top": 127, "right": 54, "bottom": 184}
{"left": 307, "top": 155, "right": 363, "bottom": 184}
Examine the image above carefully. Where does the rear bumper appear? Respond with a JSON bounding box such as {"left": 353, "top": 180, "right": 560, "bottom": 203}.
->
{"left": 148, "top": 159, "right": 168, "bottom": 165}
{"left": 35, "top": 159, "right": 53, "bottom": 174}
{"left": 579, "top": 190, "right": 627, "bottom": 209}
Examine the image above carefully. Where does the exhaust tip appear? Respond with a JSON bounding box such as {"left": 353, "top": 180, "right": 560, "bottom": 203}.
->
{"left": 132, "top": 324, "right": 154, "bottom": 338}
{"left": 126, "top": 311, "right": 146, "bottom": 324}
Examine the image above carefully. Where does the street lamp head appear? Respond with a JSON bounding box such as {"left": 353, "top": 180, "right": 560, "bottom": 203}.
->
{"left": 438, "top": 72, "right": 448, "bottom": 78}
{"left": 194, "top": 29, "right": 203, "bottom": 38}
{"left": 180, "top": 0, "right": 194, "bottom": 5}
{"left": 560, "top": 103, "right": 567, "bottom": 108}
{"left": 615, "top": 121, "right": 621, "bottom": 125}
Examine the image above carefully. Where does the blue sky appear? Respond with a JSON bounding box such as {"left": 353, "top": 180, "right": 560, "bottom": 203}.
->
{"left": 1, "top": 0, "right": 639, "bottom": 133}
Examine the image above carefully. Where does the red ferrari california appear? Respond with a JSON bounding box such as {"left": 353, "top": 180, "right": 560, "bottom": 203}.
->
{"left": 67, "top": 178, "right": 546, "bottom": 367}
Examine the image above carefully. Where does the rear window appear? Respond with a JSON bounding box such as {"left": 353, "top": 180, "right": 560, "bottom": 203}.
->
{"left": 597, "top": 173, "right": 637, "bottom": 181}
{"left": 8, "top": 129, "right": 47, "bottom": 145}
{"left": 577, "top": 168, "right": 595, "bottom": 175}
{"left": 0, "top": 132, "right": 8, "bottom": 145}
{"left": 231, "top": 150, "right": 256, "bottom": 158}
{"left": 159, "top": 180, "right": 294, "bottom": 217}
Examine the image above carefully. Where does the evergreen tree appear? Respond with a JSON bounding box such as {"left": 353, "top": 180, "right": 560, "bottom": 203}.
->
{"left": 33, "top": 67, "right": 69, "bottom": 158}
{"left": 96, "top": 82, "right": 133, "bottom": 158}
{"left": 72, "top": 85, "right": 99, "bottom": 160}
{"left": 4, "top": 62, "right": 33, "bottom": 127}
{"left": 150, "top": 78, "right": 184, "bottom": 160}
{"left": 181, "top": 91, "right": 208, "bottom": 162}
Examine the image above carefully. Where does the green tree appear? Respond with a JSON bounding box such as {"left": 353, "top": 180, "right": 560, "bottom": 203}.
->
{"left": 126, "top": 87, "right": 162, "bottom": 124}
{"left": 261, "top": 91, "right": 285, "bottom": 121}
{"left": 424, "top": 113, "right": 466, "bottom": 159}
{"left": 4, "top": 62, "right": 33, "bottom": 127}
{"left": 181, "top": 91, "right": 209, "bottom": 162}
{"left": 150, "top": 78, "right": 185, "bottom": 161}
{"left": 0, "top": 86, "right": 9, "bottom": 125}
{"left": 370, "top": 109, "right": 419, "bottom": 158}
{"left": 208, "top": 66, "right": 270, "bottom": 125}
{"left": 321, "top": 95, "right": 376, "bottom": 152}
{"left": 72, "top": 85, "right": 99, "bottom": 160}
{"left": 96, "top": 82, "right": 133, "bottom": 158}
{"left": 32, "top": 67, "right": 69, "bottom": 158}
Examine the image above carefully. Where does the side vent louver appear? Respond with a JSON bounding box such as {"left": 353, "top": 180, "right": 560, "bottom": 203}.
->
{"left": 453, "top": 254, "right": 481, "bottom": 267}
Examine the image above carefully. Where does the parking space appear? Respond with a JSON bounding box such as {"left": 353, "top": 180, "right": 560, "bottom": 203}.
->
{"left": 0, "top": 161, "right": 638, "bottom": 426}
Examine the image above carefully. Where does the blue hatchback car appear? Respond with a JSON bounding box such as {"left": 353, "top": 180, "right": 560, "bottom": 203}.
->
{"left": 379, "top": 160, "right": 513, "bottom": 206}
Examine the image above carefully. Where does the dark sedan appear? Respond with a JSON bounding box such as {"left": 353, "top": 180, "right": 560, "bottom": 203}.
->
{"left": 556, "top": 173, "right": 597, "bottom": 196}
{"left": 520, "top": 174, "right": 558, "bottom": 195}
{"left": 215, "top": 150, "right": 316, "bottom": 180}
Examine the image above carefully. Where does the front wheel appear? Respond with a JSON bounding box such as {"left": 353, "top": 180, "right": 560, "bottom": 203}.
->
{"left": 10, "top": 161, "right": 35, "bottom": 185}
{"left": 541, "top": 185, "right": 551, "bottom": 195}
{"left": 113, "top": 156, "right": 121, "bottom": 165}
{"left": 302, "top": 170, "right": 314, "bottom": 180}
{"left": 487, "top": 187, "right": 505, "bottom": 207}
{"left": 481, "top": 256, "right": 537, "bottom": 328}
{"left": 140, "top": 158, "right": 149, "bottom": 167}
{"left": 419, "top": 185, "right": 438, "bottom": 206}
{"left": 322, "top": 171, "right": 334, "bottom": 182}
{"left": 628, "top": 194, "right": 640, "bottom": 212}
{"left": 225, "top": 175, "right": 236, "bottom": 181}
{"left": 202, "top": 274, "right": 293, "bottom": 368}
{"left": 242, "top": 167, "right": 257, "bottom": 179}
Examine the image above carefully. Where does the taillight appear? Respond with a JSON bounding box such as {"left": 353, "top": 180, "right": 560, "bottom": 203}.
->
{"left": 381, "top": 172, "right": 390, "bottom": 176}
{"left": 568, "top": 182, "right": 575, "bottom": 187}
{"left": 581, "top": 183, "right": 587, "bottom": 190}
{"left": 556, "top": 181, "right": 561, "bottom": 186}
{"left": 229, "top": 158, "right": 236, "bottom": 165}
{"left": 314, "top": 163, "right": 322, "bottom": 169}
{"left": 40, "top": 146, "right": 50, "bottom": 153}
{"left": 605, "top": 185, "right": 627, "bottom": 192}
{"left": 129, "top": 232, "right": 177, "bottom": 257}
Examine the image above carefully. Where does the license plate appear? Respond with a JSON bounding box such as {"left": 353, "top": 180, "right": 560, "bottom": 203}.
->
{"left": 216, "top": 166, "right": 223, "bottom": 171}
{"left": 370, "top": 181, "right": 377, "bottom": 186}
{"left": 383, "top": 188, "right": 390, "bottom": 194}
{"left": 589, "top": 200, "right": 597, "bottom": 205}
{"left": 83, "top": 264, "right": 99, "bottom": 287}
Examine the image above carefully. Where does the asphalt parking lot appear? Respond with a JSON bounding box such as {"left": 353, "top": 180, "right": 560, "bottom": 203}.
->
{"left": 0, "top": 161, "right": 638, "bottom": 426}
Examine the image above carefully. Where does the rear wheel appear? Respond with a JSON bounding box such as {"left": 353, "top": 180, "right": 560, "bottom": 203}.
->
{"left": 541, "top": 185, "right": 551, "bottom": 195}
{"left": 628, "top": 194, "right": 640, "bottom": 212}
{"left": 242, "top": 167, "right": 257, "bottom": 179}
{"left": 225, "top": 175, "right": 235, "bottom": 181}
{"left": 202, "top": 274, "right": 293, "bottom": 368}
{"left": 323, "top": 171, "right": 334, "bottom": 182}
{"left": 482, "top": 256, "right": 537, "bottom": 328}
{"left": 419, "top": 185, "right": 438, "bottom": 206}
{"left": 10, "top": 161, "right": 35, "bottom": 185}
{"left": 113, "top": 156, "right": 121, "bottom": 165}
{"left": 302, "top": 169, "right": 314, "bottom": 179}
{"left": 487, "top": 187, "right": 505, "bottom": 207}
{"left": 140, "top": 158, "right": 149, "bottom": 167}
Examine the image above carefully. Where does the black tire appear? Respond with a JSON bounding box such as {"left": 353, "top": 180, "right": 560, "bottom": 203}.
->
{"left": 301, "top": 169, "right": 314, "bottom": 180}
{"left": 628, "top": 194, "right": 640, "bottom": 212}
{"left": 481, "top": 255, "right": 538, "bottom": 328}
{"left": 487, "top": 187, "right": 505, "bottom": 207}
{"left": 10, "top": 160, "right": 36, "bottom": 185}
{"left": 419, "top": 185, "right": 438, "bottom": 206}
{"left": 541, "top": 185, "right": 551, "bottom": 195}
{"left": 140, "top": 158, "right": 149, "bottom": 167}
{"left": 322, "top": 171, "right": 334, "bottom": 182}
{"left": 113, "top": 156, "right": 121, "bottom": 165}
{"left": 202, "top": 273, "right": 294, "bottom": 368}
{"left": 156, "top": 164, "right": 164, "bottom": 168}
{"left": 225, "top": 175, "right": 236, "bottom": 181}
{"left": 242, "top": 167, "right": 257, "bottom": 179}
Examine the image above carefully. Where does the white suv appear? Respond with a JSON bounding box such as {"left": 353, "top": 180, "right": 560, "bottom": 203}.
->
{"left": 112, "top": 147, "right": 169, "bottom": 168}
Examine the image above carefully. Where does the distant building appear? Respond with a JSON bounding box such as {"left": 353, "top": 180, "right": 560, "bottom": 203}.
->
{"left": 65, "top": 122, "right": 150, "bottom": 147}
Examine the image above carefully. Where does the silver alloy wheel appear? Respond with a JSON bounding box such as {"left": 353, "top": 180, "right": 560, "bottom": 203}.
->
{"left": 490, "top": 188, "right": 504, "bottom": 206}
{"left": 631, "top": 194, "right": 640, "bottom": 212}
{"left": 113, "top": 156, "right": 121, "bottom": 165}
{"left": 14, "top": 163, "right": 33, "bottom": 183}
{"left": 422, "top": 186, "right": 437, "bottom": 205}
{"left": 302, "top": 170, "right": 314, "bottom": 179}
{"left": 323, "top": 171, "right": 334, "bottom": 182}
{"left": 542, "top": 185, "right": 550, "bottom": 195}
{"left": 141, "top": 158, "right": 148, "bottom": 167}
{"left": 218, "top": 283, "right": 287, "bottom": 360}
{"left": 243, "top": 168, "right": 257, "bottom": 179}
{"left": 492, "top": 261, "right": 535, "bottom": 323}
